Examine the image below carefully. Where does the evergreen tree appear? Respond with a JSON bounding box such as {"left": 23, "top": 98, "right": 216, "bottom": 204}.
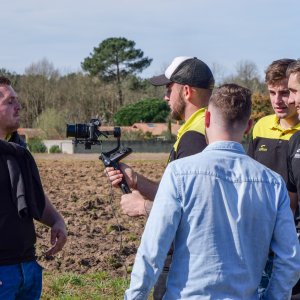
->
{"left": 113, "top": 98, "right": 170, "bottom": 126}
{"left": 81, "top": 37, "right": 152, "bottom": 107}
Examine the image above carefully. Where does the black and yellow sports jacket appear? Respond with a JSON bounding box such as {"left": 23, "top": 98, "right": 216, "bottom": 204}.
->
{"left": 248, "top": 114, "right": 300, "bottom": 183}
{"left": 165, "top": 107, "right": 208, "bottom": 271}
{"left": 168, "top": 107, "right": 207, "bottom": 164}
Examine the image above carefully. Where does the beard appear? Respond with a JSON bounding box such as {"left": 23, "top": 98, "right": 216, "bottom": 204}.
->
{"left": 171, "top": 92, "right": 186, "bottom": 121}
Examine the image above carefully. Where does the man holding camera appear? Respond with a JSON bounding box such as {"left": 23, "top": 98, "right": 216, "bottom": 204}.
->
{"left": 125, "top": 84, "right": 300, "bottom": 300}
{"left": 0, "top": 75, "right": 67, "bottom": 299}
{"left": 106, "top": 56, "right": 214, "bottom": 299}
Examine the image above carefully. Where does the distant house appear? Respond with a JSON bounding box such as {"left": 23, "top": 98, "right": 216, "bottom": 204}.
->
{"left": 131, "top": 123, "right": 181, "bottom": 136}
{"left": 98, "top": 126, "right": 136, "bottom": 133}
{"left": 100, "top": 123, "right": 181, "bottom": 137}
{"left": 17, "top": 128, "right": 63, "bottom": 142}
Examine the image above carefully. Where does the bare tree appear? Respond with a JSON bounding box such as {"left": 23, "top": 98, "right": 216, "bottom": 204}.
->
{"left": 210, "top": 61, "right": 226, "bottom": 86}
{"left": 220, "top": 60, "right": 267, "bottom": 94}
{"left": 25, "top": 57, "right": 60, "bottom": 80}
{"left": 235, "top": 60, "right": 259, "bottom": 86}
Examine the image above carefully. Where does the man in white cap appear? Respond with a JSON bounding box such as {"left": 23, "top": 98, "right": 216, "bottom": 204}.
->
{"left": 105, "top": 56, "right": 214, "bottom": 299}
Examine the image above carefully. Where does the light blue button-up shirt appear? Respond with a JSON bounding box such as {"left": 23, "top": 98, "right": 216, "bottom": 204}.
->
{"left": 125, "top": 141, "right": 300, "bottom": 300}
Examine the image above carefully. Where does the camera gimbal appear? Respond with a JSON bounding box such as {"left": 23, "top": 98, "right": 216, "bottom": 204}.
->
{"left": 66, "top": 119, "right": 132, "bottom": 194}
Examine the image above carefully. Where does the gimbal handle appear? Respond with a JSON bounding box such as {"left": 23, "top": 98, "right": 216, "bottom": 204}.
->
{"left": 100, "top": 147, "right": 133, "bottom": 194}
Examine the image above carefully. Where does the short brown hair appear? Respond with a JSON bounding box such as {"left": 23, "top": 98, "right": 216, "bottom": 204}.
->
{"left": 209, "top": 84, "right": 252, "bottom": 126}
{"left": 0, "top": 75, "right": 11, "bottom": 85}
{"left": 286, "top": 59, "right": 300, "bottom": 83}
{"left": 265, "top": 59, "right": 296, "bottom": 85}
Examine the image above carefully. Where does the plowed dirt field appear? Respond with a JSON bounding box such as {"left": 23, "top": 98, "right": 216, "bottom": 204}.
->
{"left": 34, "top": 154, "right": 168, "bottom": 277}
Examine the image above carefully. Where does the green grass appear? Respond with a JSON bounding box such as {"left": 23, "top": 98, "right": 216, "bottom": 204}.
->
{"left": 104, "top": 256, "right": 122, "bottom": 269}
{"left": 41, "top": 271, "right": 154, "bottom": 300}
{"left": 105, "top": 224, "right": 115, "bottom": 234}
{"left": 127, "top": 234, "right": 137, "bottom": 242}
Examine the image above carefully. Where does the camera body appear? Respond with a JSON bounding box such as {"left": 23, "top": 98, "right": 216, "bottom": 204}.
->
{"left": 66, "top": 119, "right": 101, "bottom": 141}
{"left": 66, "top": 119, "right": 120, "bottom": 149}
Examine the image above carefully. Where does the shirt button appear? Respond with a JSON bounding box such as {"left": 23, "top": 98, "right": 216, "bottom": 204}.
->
{"left": 282, "top": 133, "right": 285, "bottom": 136}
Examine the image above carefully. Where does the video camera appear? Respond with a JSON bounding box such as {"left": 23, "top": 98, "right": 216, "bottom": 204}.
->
{"left": 66, "top": 119, "right": 132, "bottom": 194}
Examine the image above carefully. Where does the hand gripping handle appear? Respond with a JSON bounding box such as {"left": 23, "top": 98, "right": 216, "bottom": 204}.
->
{"left": 108, "top": 160, "right": 131, "bottom": 194}
{"left": 101, "top": 147, "right": 133, "bottom": 194}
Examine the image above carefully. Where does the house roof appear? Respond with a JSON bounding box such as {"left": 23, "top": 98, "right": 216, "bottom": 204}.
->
{"left": 99, "top": 126, "right": 135, "bottom": 133}
{"left": 17, "top": 128, "right": 63, "bottom": 140}
{"left": 101, "top": 123, "right": 181, "bottom": 136}
{"left": 131, "top": 123, "right": 181, "bottom": 136}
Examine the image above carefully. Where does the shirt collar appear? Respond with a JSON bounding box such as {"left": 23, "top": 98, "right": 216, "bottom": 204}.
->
{"left": 269, "top": 114, "right": 300, "bottom": 132}
{"left": 5, "top": 133, "right": 12, "bottom": 142}
{"left": 177, "top": 107, "right": 207, "bottom": 139}
{"left": 204, "top": 141, "right": 245, "bottom": 154}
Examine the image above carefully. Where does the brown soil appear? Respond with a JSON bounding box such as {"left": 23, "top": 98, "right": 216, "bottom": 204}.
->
{"left": 35, "top": 158, "right": 167, "bottom": 277}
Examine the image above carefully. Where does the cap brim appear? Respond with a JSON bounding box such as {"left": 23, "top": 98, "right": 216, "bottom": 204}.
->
{"left": 149, "top": 74, "right": 172, "bottom": 86}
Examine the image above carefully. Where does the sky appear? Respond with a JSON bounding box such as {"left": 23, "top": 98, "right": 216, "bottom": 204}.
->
{"left": 1, "top": 0, "right": 300, "bottom": 80}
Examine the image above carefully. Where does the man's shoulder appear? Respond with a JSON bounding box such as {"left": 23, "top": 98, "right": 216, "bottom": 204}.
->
{"left": 289, "top": 130, "right": 300, "bottom": 145}
{"left": 169, "top": 145, "right": 283, "bottom": 185}
{"left": 252, "top": 115, "right": 275, "bottom": 136}
{"left": 8, "top": 132, "right": 27, "bottom": 148}
{"left": 180, "top": 130, "right": 205, "bottom": 140}
{"left": 254, "top": 114, "right": 275, "bottom": 126}
{"left": 253, "top": 114, "right": 276, "bottom": 131}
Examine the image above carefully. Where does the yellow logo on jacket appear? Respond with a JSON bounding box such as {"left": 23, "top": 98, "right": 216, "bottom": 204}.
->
{"left": 259, "top": 145, "right": 267, "bottom": 151}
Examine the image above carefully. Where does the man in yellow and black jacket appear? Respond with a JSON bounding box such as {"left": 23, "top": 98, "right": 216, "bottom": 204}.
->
{"left": 247, "top": 59, "right": 300, "bottom": 296}
{"left": 168, "top": 106, "right": 207, "bottom": 163}
{"left": 248, "top": 113, "right": 300, "bottom": 183}
{"left": 248, "top": 59, "right": 299, "bottom": 184}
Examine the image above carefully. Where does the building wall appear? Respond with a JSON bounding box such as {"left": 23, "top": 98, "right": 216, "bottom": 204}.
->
{"left": 43, "top": 139, "right": 250, "bottom": 154}
{"left": 43, "top": 140, "right": 73, "bottom": 154}
{"left": 73, "top": 140, "right": 251, "bottom": 154}
{"left": 73, "top": 140, "right": 175, "bottom": 154}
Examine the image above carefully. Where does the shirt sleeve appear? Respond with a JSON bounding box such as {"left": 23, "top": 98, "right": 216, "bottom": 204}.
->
{"left": 176, "top": 131, "right": 207, "bottom": 160}
{"left": 287, "top": 141, "right": 297, "bottom": 193}
{"left": 262, "top": 181, "right": 300, "bottom": 299}
{"left": 124, "top": 164, "right": 182, "bottom": 300}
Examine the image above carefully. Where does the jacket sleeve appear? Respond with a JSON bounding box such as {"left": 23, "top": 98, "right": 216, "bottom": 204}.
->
{"left": 262, "top": 181, "right": 300, "bottom": 300}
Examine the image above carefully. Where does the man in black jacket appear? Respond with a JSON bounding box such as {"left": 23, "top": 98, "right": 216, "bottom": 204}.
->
{"left": 0, "top": 75, "right": 67, "bottom": 299}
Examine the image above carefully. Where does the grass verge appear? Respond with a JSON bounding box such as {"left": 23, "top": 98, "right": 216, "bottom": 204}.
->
{"left": 41, "top": 271, "right": 153, "bottom": 300}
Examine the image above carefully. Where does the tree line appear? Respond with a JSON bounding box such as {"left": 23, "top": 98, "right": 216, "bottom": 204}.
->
{"left": 0, "top": 37, "right": 272, "bottom": 139}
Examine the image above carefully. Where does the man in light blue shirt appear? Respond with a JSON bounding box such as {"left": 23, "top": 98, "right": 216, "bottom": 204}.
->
{"left": 125, "top": 84, "right": 300, "bottom": 300}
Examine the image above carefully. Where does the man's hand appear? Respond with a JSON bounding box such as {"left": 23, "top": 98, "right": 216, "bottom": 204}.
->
{"left": 105, "top": 162, "right": 136, "bottom": 189}
{"left": 121, "top": 190, "right": 150, "bottom": 217}
{"left": 40, "top": 195, "right": 68, "bottom": 256}
{"left": 46, "top": 219, "right": 67, "bottom": 256}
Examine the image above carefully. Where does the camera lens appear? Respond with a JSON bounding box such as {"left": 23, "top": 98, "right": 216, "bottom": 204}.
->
{"left": 66, "top": 124, "right": 75, "bottom": 138}
{"left": 76, "top": 124, "right": 89, "bottom": 139}
{"left": 66, "top": 124, "right": 90, "bottom": 139}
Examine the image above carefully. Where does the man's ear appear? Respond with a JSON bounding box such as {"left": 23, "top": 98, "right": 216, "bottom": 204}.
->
{"left": 184, "top": 85, "right": 192, "bottom": 101}
{"left": 244, "top": 118, "right": 254, "bottom": 135}
{"left": 205, "top": 109, "right": 211, "bottom": 128}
